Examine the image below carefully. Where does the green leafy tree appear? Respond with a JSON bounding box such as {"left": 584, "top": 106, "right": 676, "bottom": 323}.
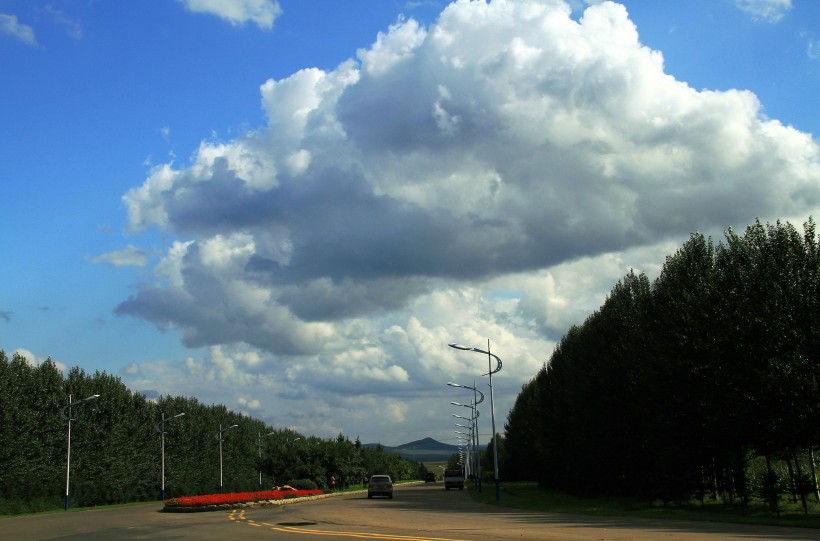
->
{"left": 503, "top": 217, "right": 820, "bottom": 504}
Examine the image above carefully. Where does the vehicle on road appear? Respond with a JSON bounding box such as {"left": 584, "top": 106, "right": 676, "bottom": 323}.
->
{"left": 425, "top": 472, "right": 436, "bottom": 483}
{"left": 367, "top": 474, "right": 393, "bottom": 499}
{"left": 444, "top": 468, "right": 464, "bottom": 490}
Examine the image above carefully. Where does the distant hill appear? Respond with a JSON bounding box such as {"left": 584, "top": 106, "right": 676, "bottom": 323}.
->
{"left": 364, "top": 437, "right": 478, "bottom": 462}
{"left": 396, "top": 437, "right": 458, "bottom": 451}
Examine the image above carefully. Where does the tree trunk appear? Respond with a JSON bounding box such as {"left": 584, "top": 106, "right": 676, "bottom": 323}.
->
{"left": 764, "top": 453, "right": 779, "bottom": 516}
{"left": 710, "top": 457, "right": 720, "bottom": 501}
{"left": 733, "top": 448, "right": 748, "bottom": 512}
{"left": 809, "top": 446, "right": 820, "bottom": 502}
{"left": 793, "top": 447, "right": 809, "bottom": 514}
{"left": 786, "top": 454, "right": 798, "bottom": 503}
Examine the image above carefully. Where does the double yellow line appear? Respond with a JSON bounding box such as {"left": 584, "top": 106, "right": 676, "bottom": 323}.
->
{"left": 229, "top": 509, "right": 472, "bottom": 541}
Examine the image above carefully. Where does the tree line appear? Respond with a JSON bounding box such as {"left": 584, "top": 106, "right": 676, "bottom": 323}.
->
{"left": 0, "top": 352, "right": 424, "bottom": 515}
{"left": 502, "top": 218, "right": 820, "bottom": 513}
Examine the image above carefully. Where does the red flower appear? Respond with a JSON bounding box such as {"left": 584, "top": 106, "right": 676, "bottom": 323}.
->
{"left": 166, "top": 489, "right": 323, "bottom": 507}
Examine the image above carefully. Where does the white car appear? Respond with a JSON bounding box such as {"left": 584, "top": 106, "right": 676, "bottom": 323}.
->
{"left": 367, "top": 474, "right": 393, "bottom": 499}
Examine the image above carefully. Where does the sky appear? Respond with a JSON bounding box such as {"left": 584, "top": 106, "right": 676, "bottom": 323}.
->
{"left": 2, "top": 0, "right": 819, "bottom": 447}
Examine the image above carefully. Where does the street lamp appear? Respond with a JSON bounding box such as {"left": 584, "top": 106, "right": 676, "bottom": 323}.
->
{"left": 448, "top": 382, "right": 484, "bottom": 491}
{"left": 156, "top": 412, "right": 185, "bottom": 501}
{"left": 452, "top": 401, "right": 479, "bottom": 436}
{"left": 216, "top": 423, "right": 239, "bottom": 492}
{"left": 257, "top": 431, "right": 276, "bottom": 490}
{"left": 449, "top": 340, "right": 502, "bottom": 501}
{"left": 447, "top": 382, "right": 484, "bottom": 405}
{"left": 60, "top": 393, "right": 99, "bottom": 511}
{"left": 454, "top": 430, "right": 472, "bottom": 478}
{"left": 455, "top": 423, "right": 473, "bottom": 451}
{"left": 453, "top": 413, "right": 479, "bottom": 487}
{"left": 452, "top": 400, "right": 480, "bottom": 487}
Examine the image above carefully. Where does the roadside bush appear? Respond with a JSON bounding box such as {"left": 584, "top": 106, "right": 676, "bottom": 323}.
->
{"left": 288, "top": 478, "right": 318, "bottom": 490}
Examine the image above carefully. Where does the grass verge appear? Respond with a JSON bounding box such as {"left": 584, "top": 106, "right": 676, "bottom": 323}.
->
{"left": 467, "top": 482, "right": 820, "bottom": 529}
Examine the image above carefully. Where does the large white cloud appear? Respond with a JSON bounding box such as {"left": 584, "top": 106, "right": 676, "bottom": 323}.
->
{"left": 117, "top": 0, "right": 820, "bottom": 443}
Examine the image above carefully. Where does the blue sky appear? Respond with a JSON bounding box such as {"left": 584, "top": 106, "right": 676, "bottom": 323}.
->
{"left": 2, "top": 0, "right": 819, "bottom": 446}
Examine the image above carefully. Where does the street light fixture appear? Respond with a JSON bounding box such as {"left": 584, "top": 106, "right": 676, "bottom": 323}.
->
{"left": 451, "top": 400, "right": 479, "bottom": 414}
{"left": 447, "top": 382, "right": 485, "bottom": 404}
{"left": 60, "top": 393, "right": 100, "bottom": 511}
{"left": 257, "top": 431, "right": 276, "bottom": 490}
{"left": 453, "top": 413, "right": 479, "bottom": 486}
{"left": 452, "top": 400, "right": 480, "bottom": 483}
{"left": 448, "top": 382, "right": 484, "bottom": 491}
{"left": 216, "top": 423, "right": 239, "bottom": 492}
{"left": 454, "top": 430, "right": 472, "bottom": 478}
{"left": 449, "top": 340, "right": 503, "bottom": 501}
{"left": 156, "top": 412, "right": 185, "bottom": 501}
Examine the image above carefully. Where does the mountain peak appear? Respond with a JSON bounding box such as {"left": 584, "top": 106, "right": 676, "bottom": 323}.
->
{"left": 396, "top": 437, "right": 454, "bottom": 451}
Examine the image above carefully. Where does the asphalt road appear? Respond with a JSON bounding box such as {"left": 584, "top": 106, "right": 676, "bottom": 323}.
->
{"left": 3, "top": 483, "right": 820, "bottom": 540}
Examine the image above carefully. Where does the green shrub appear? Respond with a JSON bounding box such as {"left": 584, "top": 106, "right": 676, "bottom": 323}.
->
{"left": 288, "top": 479, "right": 317, "bottom": 490}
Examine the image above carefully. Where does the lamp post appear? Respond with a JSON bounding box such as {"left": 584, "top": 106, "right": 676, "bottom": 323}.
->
{"left": 449, "top": 340, "right": 502, "bottom": 501}
{"left": 454, "top": 422, "right": 476, "bottom": 482}
{"left": 216, "top": 423, "right": 238, "bottom": 492}
{"left": 60, "top": 393, "right": 99, "bottom": 511}
{"left": 454, "top": 429, "right": 472, "bottom": 479}
{"left": 257, "top": 431, "right": 275, "bottom": 490}
{"left": 448, "top": 382, "right": 484, "bottom": 491}
{"left": 453, "top": 417, "right": 476, "bottom": 483}
{"left": 156, "top": 412, "right": 185, "bottom": 501}
{"left": 452, "top": 400, "right": 480, "bottom": 488}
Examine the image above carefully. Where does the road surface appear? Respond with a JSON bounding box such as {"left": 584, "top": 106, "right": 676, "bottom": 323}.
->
{"left": 2, "top": 483, "right": 820, "bottom": 540}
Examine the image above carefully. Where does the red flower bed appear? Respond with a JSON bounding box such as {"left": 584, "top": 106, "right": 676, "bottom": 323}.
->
{"left": 165, "top": 488, "right": 323, "bottom": 508}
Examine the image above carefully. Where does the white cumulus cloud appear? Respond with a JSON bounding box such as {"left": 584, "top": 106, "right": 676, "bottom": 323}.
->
{"left": 116, "top": 0, "right": 820, "bottom": 443}
{"left": 178, "top": 0, "right": 282, "bottom": 29}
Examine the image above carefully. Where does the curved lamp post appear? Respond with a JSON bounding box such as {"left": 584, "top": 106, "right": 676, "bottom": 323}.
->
{"left": 257, "top": 431, "right": 276, "bottom": 489}
{"left": 156, "top": 412, "right": 185, "bottom": 501}
{"left": 60, "top": 393, "right": 99, "bottom": 511}
{"left": 448, "top": 382, "right": 484, "bottom": 491}
{"left": 216, "top": 424, "right": 239, "bottom": 492}
{"left": 452, "top": 402, "right": 481, "bottom": 488}
{"left": 453, "top": 416, "right": 477, "bottom": 481}
{"left": 454, "top": 430, "right": 471, "bottom": 477}
{"left": 455, "top": 421, "right": 475, "bottom": 470}
{"left": 449, "top": 340, "right": 502, "bottom": 501}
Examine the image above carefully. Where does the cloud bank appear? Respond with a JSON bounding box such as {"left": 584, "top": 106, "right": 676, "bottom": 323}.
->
{"left": 116, "top": 0, "right": 820, "bottom": 442}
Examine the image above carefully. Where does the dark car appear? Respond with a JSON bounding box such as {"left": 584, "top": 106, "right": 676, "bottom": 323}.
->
{"left": 367, "top": 474, "right": 393, "bottom": 499}
{"left": 425, "top": 472, "right": 436, "bottom": 483}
